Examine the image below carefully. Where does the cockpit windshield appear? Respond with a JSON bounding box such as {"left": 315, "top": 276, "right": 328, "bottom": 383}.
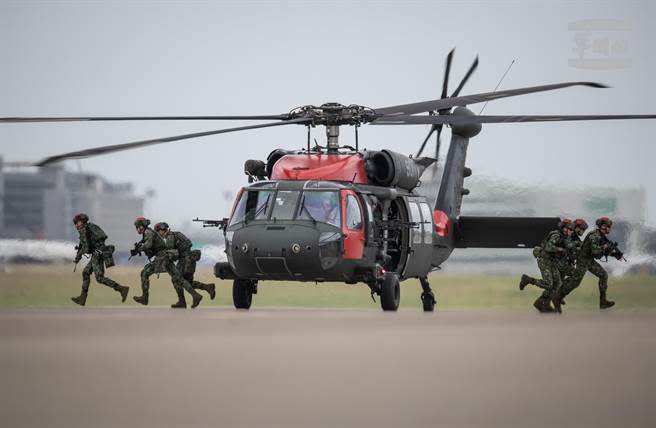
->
{"left": 297, "top": 191, "right": 341, "bottom": 228}
{"left": 229, "top": 188, "right": 342, "bottom": 228}
{"left": 229, "top": 190, "right": 274, "bottom": 226}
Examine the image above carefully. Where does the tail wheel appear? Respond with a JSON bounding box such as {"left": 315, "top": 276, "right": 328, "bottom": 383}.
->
{"left": 233, "top": 279, "right": 254, "bottom": 309}
{"left": 380, "top": 272, "right": 400, "bottom": 311}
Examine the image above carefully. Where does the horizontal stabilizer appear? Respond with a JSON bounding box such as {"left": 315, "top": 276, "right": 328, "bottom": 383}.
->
{"left": 455, "top": 216, "right": 560, "bottom": 248}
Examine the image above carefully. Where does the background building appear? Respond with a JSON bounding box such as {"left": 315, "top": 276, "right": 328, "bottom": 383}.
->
{"left": 0, "top": 157, "right": 145, "bottom": 248}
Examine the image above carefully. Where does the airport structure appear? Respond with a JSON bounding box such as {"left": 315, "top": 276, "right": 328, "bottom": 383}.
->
{"left": 0, "top": 157, "right": 145, "bottom": 248}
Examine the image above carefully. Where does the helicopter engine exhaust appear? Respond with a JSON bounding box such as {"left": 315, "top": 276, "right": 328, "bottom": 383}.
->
{"left": 365, "top": 150, "right": 435, "bottom": 191}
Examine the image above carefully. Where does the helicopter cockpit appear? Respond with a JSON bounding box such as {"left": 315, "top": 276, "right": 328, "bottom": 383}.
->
{"left": 223, "top": 180, "right": 368, "bottom": 282}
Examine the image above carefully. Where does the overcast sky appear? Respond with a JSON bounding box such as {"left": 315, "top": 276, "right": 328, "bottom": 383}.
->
{"left": 1, "top": 0, "right": 654, "bottom": 226}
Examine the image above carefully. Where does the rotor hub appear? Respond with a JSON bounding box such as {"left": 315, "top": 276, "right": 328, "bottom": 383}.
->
{"left": 288, "top": 103, "right": 377, "bottom": 127}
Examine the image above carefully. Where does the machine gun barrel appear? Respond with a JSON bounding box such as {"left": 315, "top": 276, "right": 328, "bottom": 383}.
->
{"left": 193, "top": 217, "right": 228, "bottom": 230}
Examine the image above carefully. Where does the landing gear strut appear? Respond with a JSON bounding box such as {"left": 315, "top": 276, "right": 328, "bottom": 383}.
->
{"left": 419, "top": 277, "right": 436, "bottom": 312}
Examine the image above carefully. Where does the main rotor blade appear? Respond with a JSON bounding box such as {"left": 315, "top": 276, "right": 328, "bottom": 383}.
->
{"left": 372, "top": 114, "right": 656, "bottom": 125}
{"left": 450, "top": 55, "right": 479, "bottom": 98}
{"left": 1, "top": 115, "right": 290, "bottom": 123}
{"left": 374, "top": 81, "right": 608, "bottom": 116}
{"left": 441, "top": 49, "right": 455, "bottom": 100}
{"left": 34, "top": 118, "right": 310, "bottom": 166}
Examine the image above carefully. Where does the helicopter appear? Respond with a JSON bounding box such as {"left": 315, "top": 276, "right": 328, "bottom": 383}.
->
{"left": 3, "top": 50, "right": 656, "bottom": 312}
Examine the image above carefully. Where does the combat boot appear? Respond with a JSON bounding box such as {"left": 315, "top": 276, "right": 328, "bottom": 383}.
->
{"left": 71, "top": 291, "right": 88, "bottom": 306}
{"left": 600, "top": 291, "right": 615, "bottom": 309}
{"left": 519, "top": 274, "right": 532, "bottom": 291}
{"left": 533, "top": 297, "right": 554, "bottom": 313}
{"left": 171, "top": 289, "right": 187, "bottom": 309}
{"left": 133, "top": 292, "right": 149, "bottom": 306}
{"left": 115, "top": 285, "right": 129, "bottom": 303}
{"left": 552, "top": 297, "right": 562, "bottom": 314}
{"left": 206, "top": 283, "right": 216, "bottom": 300}
{"left": 190, "top": 290, "right": 203, "bottom": 309}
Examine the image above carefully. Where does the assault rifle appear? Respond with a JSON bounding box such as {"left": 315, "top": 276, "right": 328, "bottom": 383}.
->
{"left": 193, "top": 218, "right": 228, "bottom": 230}
{"left": 601, "top": 235, "right": 627, "bottom": 262}
{"left": 129, "top": 236, "right": 146, "bottom": 261}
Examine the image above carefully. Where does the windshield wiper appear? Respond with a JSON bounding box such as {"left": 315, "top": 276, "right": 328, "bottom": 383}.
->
{"left": 247, "top": 194, "right": 270, "bottom": 223}
{"left": 299, "top": 195, "right": 317, "bottom": 224}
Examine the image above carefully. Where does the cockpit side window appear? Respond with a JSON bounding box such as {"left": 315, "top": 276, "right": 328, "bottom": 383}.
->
{"left": 345, "top": 194, "right": 363, "bottom": 230}
{"left": 229, "top": 190, "right": 274, "bottom": 226}
{"left": 297, "top": 191, "right": 341, "bottom": 228}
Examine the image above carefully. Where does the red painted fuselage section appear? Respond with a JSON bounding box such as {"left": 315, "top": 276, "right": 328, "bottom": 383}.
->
{"left": 270, "top": 154, "right": 368, "bottom": 184}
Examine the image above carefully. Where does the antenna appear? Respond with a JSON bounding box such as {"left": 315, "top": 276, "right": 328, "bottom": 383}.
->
{"left": 479, "top": 59, "right": 515, "bottom": 115}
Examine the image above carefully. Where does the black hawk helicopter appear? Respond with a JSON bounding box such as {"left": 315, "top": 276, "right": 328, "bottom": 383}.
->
{"left": 3, "top": 51, "right": 655, "bottom": 311}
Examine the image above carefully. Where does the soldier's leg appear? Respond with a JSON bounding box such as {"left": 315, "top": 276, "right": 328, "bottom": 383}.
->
{"left": 561, "top": 260, "right": 589, "bottom": 298}
{"left": 165, "top": 258, "right": 202, "bottom": 308}
{"left": 533, "top": 258, "right": 555, "bottom": 312}
{"left": 588, "top": 261, "right": 613, "bottom": 308}
{"left": 550, "top": 267, "right": 563, "bottom": 313}
{"left": 72, "top": 260, "right": 93, "bottom": 306}
{"left": 133, "top": 262, "right": 155, "bottom": 305}
{"left": 92, "top": 255, "right": 129, "bottom": 302}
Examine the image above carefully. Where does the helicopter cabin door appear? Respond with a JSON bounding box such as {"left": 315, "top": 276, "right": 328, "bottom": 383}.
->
{"left": 401, "top": 197, "right": 433, "bottom": 278}
{"left": 341, "top": 190, "right": 365, "bottom": 259}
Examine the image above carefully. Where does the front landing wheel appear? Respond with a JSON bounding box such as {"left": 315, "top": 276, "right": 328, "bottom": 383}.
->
{"left": 233, "top": 279, "right": 254, "bottom": 309}
{"left": 380, "top": 272, "right": 400, "bottom": 311}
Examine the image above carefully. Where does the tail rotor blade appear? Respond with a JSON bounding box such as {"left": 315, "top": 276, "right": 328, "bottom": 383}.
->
{"left": 441, "top": 49, "right": 455, "bottom": 100}
{"left": 451, "top": 56, "right": 479, "bottom": 98}
{"left": 416, "top": 126, "right": 436, "bottom": 158}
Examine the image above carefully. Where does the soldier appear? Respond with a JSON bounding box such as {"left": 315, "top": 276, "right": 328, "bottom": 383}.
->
{"left": 519, "top": 219, "right": 574, "bottom": 313}
{"left": 154, "top": 222, "right": 216, "bottom": 307}
{"left": 131, "top": 217, "right": 203, "bottom": 308}
{"left": 558, "top": 217, "right": 616, "bottom": 309}
{"left": 555, "top": 218, "right": 588, "bottom": 307}
{"left": 71, "top": 213, "right": 129, "bottom": 306}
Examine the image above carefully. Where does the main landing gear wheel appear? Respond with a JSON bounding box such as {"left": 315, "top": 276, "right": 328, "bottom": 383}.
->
{"left": 233, "top": 279, "right": 255, "bottom": 309}
{"left": 380, "top": 272, "right": 400, "bottom": 311}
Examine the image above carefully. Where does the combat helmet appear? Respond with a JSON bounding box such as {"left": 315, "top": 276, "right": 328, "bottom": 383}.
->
{"left": 574, "top": 218, "right": 588, "bottom": 230}
{"left": 596, "top": 217, "right": 613, "bottom": 228}
{"left": 154, "top": 222, "right": 169, "bottom": 232}
{"left": 134, "top": 216, "right": 151, "bottom": 228}
{"left": 72, "top": 213, "right": 89, "bottom": 224}
{"left": 558, "top": 218, "right": 574, "bottom": 230}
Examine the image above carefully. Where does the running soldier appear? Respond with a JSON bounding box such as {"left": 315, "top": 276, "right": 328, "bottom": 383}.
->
{"left": 71, "top": 213, "right": 129, "bottom": 306}
{"left": 555, "top": 218, "right": 587, "bottom": 307}
{"left": 131, "top": 217, "right": 203, "bottom": 308}
{"left": 519, "top": 219, "right": 574, "bottom": 313}
{"left": 558, "top": 217, "right": 617, "bottom": 309}
{"left": 154, "top": 222, "right": 216, "bottom": 307}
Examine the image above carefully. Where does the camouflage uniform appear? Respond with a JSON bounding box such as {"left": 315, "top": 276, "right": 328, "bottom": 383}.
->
{"left": 135, "top": 227, "right": 202, "bottom": 306}
{"left": 556, "top": 233, "right": 581, "bottom": 280}
{"left": 72, "top": 222, "right": 128, "bottom": 305}
{"left": 164, "top": 230, "right": 215, "bottom": 299}
{"left": 560, "top": 229, "right": 609, "bottom": 302}
{"left": 520, "top": 229, "right": 568, "bottom": 312}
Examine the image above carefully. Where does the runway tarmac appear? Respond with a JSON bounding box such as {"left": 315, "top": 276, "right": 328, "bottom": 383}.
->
{"left": 1, "top": 308, "right": 655, "bottom": 428}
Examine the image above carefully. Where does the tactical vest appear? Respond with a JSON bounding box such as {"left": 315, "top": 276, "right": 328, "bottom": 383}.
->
{"left": 580, "top": 229, "right": 601, "bottom": 259}
{"left": 171, "top": 231, "right": 193, "bottom": 254}
{"left": 80, "top": 222, "right": 107, "bottom": 253}
{"left": 539, "top": 230, "right": 563, "bottom": 259}
{"left": 143, "top": 228, "right": 167, "bottom": 258}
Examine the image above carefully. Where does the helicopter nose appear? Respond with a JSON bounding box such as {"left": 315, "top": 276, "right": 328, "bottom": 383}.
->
{"left": 230, "top": 223, "right": 325, "bottom": 279}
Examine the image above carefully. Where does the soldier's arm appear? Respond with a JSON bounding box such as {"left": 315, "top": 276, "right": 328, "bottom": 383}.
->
{"left": 140, "top": 230, "right": 154, "bottom": 252}
{"left": 74, "top": 238, "right": 84, "bottom": 262}
{"left": 543, "top": 233, "right": 563, "bottom": 254}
